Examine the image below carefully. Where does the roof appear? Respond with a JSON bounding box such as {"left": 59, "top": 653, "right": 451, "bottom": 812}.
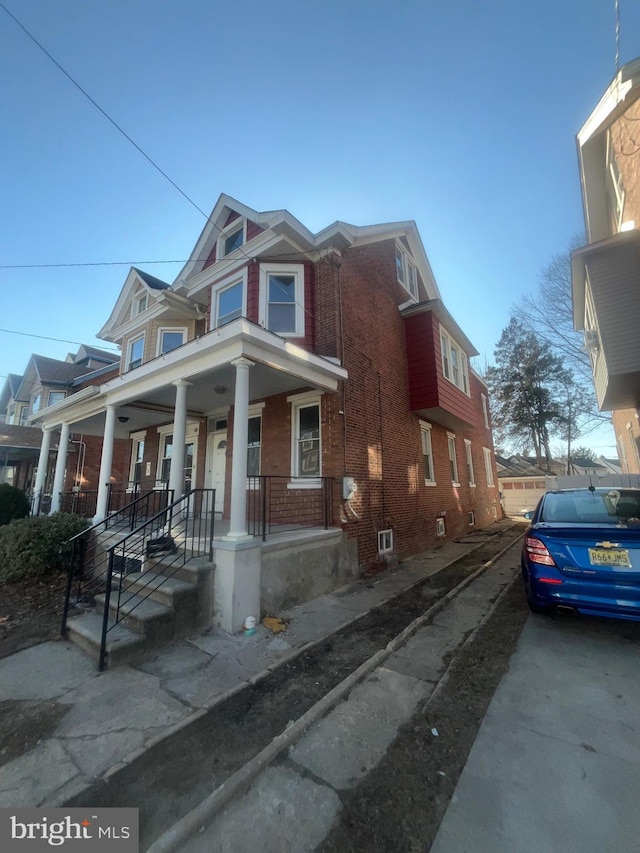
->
{"left": 0, "top": 374, "right": 23, "bottom": 413}
{"left": 32, "top": 355, "right": 90, "bottom": 385}
{"left": 132, "top": 268, "right": 171, "bottom": 291}
{"left": 0, "top": 423, "right": 49, "bottom": 450}
{"left": 496, "top": 455, "right": 556, "bottom": 478}
{"left": 570, "top": 457, "right": 605, "bottom": 469}
{"left": 74, "top": 344, "right": 119, "bottom": 364}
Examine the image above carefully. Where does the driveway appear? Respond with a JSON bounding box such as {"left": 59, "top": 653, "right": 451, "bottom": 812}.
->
{"left": 432, "top": 611, "right": 640, "bottom": 853}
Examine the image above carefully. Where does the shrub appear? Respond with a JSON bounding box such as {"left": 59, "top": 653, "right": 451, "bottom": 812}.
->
{"left": 0, "top": 484, "right": 30, "bottom": 526}
{"left": 0, "top": 513, "right": 90, "bottom": 584}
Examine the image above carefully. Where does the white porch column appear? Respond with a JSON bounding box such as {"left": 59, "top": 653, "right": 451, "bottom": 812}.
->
{"left": 168, "top": 380, "right": 191, "bottom": 500}
{"left": 49, "top": 422, "right": 70, "bottom": 514}
{"left": 93, "top": 405, "right": 117, "bottom": 523}
{"left": 226, "top": 357, "right": 255, "bottom": 540}
{"left": 32, "top": 426, "right": 53, "bottom": 515}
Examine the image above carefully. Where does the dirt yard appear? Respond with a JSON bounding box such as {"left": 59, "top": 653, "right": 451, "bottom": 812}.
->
{"left": 0, "top": 573, "right": 68, "bottom": 659}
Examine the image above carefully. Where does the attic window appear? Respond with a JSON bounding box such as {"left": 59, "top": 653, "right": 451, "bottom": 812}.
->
{"left": 395, "top": 246, "right": 418, "bottom": 299}
{"left": 135, "top": 293, "right": 148, "bottom": 315}
{"left": 440, "top": 328, "right": 470, "bottom": 396}
{"left": 219, "top": 220, "right": 246, "bottom": 258}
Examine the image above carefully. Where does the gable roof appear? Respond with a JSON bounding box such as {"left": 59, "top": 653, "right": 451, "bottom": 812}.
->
{"left": 0, "top": 374, "right": 24, "bottom": 413}
{"left": 73, "top": 344, "right": 119, "bottom": 364}
{"left": 132, "top": 268, "right": 171, "bottom": 291}
{"left": 97, "top": 267, "right": 172, "bottom": 341}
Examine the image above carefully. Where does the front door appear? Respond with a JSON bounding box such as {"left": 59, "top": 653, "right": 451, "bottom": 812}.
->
{"left": 205, "top": 429, "right": 227, "bottom": 513}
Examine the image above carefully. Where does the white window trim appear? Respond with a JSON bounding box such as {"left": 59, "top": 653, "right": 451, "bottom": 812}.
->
{"left": 481, "top": 394, "right": 490, "bottom": 429}
{"left": 440, "top": 328, "right": 470, "bottom": 396}
{"left": 128, "top": 430, "right": 147, "bottom": 489}
{"left": 247, "top": 407, "right": 263, "bottom": 482}
{"left": 420, "top": 420, "right": 436, "bottom": 485}
{"left": 378, "top": 529, "right": 394, "bottom": 554}
{"left": 395, "top": 243, "right": 418, "bottom": 300}
{"left": 290, "top": 393, "right": 322, "bottom": 484}
{"left": 47, "top": 391, "right": 67, "bottom": 407}
{"left": 156, "top": 327, "right": 188, "bottom": 357}
{"left": 211, "top": 269, "right": 248, "bottom": 328}
{"left": 448, "top": 432, "right": 460, "bottom": 486}
{"left": 155, "top": 422, "right": 199, "bottom": 487}
{"left": 606, "top": 130, "right": 625, "bottom": 230}
{"left": 217, "top": 218, "right": 247, "bottom": 259}
{"left": 483, "top": 446, "right": 495, "bottom": 487}
{"left": 464, "top": 439, "right": 476, "bottom": 487}
{"left": 136, "top": 292, "right": 148, "bottom": 315}
{"left": 259, "top": 262, "right": 305, "bottom": 337}
{"left": 436, "top": 517, "right": 446, "bottom": 537}
{"left": 126, "top": 334, "right": 145, "bottom": 371}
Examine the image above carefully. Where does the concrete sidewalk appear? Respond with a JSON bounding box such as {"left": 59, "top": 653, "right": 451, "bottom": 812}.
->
{"left": 431, "top": 611, "right": 640, "bottom": 853}
{"left": 0, "top": 521, "right": 516, "bottom": 810}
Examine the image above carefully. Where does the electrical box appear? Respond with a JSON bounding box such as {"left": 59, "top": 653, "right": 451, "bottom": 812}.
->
{"left": 342, "top": 476, "right": 357, "bottom": 500}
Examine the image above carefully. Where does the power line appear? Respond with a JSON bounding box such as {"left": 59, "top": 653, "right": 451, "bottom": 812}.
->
{"left": 0, "top": 327, "right": 120, "bottom": 351}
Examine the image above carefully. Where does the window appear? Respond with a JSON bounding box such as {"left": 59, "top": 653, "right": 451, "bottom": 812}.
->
{"left": 481, "top": 394, "right": 490, "bottom": 428}
{"left": 464, "top": 439, "right": 475, "bottom": 486}
{"left": 159, "top": 434, "right": 173, "bottom": 484}
{"left": 247, "top": 416, "right": 262, "bottom": 476}
{"left": 127, "top": 336, "right": 144, "bottom": 371}
{"left": 6, "top": 406, "right": 15, "bottom": 424}
{"left": 217, "top": 279, "right": 244, "bottom": 326}
{"left": 48, "top": 391, "right": 66, "bottom": 407}
{"left": 395, "top": 246, "right": 418, "bottom": 299}
{"left": 129, "top": 435, "right": 146, "bottom": 487}
{"left": 436, "top": 517, "right": 446, "bottom": 537}
{"left": 378, "top": 529, "right": 394, "bottom": 554}
{"left": 289, "top": 393, "right": 322, "bottom": 479}
{"left": 448, "top": 433, "right": 459, "bottom": 485}
{"left": 606, "top": 130, "right": 625, "bottom": 230}
{"left": 260, "top": 263, "right": 305, "bottom": 337}
{"left": 135, "top": 293, "right": 148, "bottom": 315}
{"left": 420, "top": 422, "right": 435, "bottom": 484}
{"left": 468, "top": 511, "right": 475, "bottom": 526}
{"left": 32, "top": 393, "right": 41, "bottom": 413}
{"left": 440, "top": 329, "right": 470, "bottom": 395}
{"left": 157, "top": 328, "right": 186, "bottom": 355}
{"left": 218, "top": 221, "right": 245, "bottom": 258}
{"left": 19, "top": 406, "right": 30, "bottom": 425}
{"left": 483, "top": 447, "right": 495, "bottom": 486}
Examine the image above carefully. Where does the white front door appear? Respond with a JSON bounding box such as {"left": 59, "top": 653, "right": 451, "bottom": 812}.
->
{"left": 205, "top": 429, "right": 227, "bottom": 512}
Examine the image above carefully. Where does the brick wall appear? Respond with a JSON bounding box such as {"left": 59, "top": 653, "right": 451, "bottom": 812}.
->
{"left": 612, "top": 408, "right": 640, "bottom": 473}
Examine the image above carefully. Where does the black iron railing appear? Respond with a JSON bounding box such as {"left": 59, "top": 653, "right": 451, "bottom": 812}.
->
{"left": 31, "top": 481, "right": 156, "bottom": 518}
{"left": 246, "top": 476, "right": 336, "bottom": 541}
{"left": 60, "top": 488, "right": 175, "bottom": 639}
{"left": 61, "top": 488, "right": 215, "bottom": 670}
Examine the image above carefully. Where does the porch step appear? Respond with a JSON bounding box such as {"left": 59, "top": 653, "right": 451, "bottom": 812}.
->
{"left": 66, "top": 611, "right": 144, "bottom": 668}
{"left": 94, "top": 591, "right": 174, "bottom": 640}
{"left": 122, "top": 570, "right": 197, "bottom": 608}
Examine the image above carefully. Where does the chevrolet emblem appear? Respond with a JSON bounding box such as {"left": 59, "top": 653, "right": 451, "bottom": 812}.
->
{"left": 595, "top": 541, "right": 619, "bottom": 549}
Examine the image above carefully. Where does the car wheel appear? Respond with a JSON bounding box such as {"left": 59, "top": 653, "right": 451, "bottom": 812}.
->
{"left": 527, "top": 598, "right": 553, "bottom": 615}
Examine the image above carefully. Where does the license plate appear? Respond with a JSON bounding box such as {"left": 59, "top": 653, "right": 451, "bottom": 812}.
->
{"left": 588, "top": 548, "right": 631, "bottom": 568}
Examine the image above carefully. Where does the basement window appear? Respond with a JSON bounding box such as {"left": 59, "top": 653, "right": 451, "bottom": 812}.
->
{"left": 468, "top": 511, "right": 475, "bottom": 526}
{"left": 378, "top": 529, "right": 394, "bottom": 554}
{"left": 436, "top": 517, "right": 446, "bottom": 537}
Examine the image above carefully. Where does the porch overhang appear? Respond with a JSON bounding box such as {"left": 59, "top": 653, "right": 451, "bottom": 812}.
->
{"left": 30, "top": 320, "right": 348, "bottom": 436}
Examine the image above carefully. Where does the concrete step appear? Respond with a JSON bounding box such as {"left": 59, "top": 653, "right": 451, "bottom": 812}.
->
{"left": 145, "top": 552, "right": 215, "bottom": 583}
{"left": 94, "top": 591, "right": 174, "bottom": 641}
{"left": 66, "top": 611, "right": 144, "bottom": 667}
{"left": 122, "top": 570, "right": 197, "bottom": 608}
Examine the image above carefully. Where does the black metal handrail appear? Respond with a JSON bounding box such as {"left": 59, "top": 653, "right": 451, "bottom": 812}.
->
{"left": 97, "top": 488, "right": 215, "bottom": 670}
{"left": 60, "top": 487, "right": 174, "bottom": 637}
{"left": 246, "top": 475, "right": 336, "bottom": 541}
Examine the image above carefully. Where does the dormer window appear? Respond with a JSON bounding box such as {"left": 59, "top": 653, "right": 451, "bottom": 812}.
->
{"left": 127, "top": 335, "right": 145, "bottom": 371}
{"left": 395, "top": 247, "right": 418, "bottom": 299}
{"left": 218, "top": 219, "right": 246, "bottom": 259}
{"left": 135, "top": 293, "right": 148, "bottom": 315}
{"left": 211, "top": 270, "right": 247, "bottom": 328}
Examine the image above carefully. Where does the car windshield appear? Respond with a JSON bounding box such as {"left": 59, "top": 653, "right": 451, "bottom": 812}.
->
{"left": 541, "top": 490, "right": 640, "bottom": 525}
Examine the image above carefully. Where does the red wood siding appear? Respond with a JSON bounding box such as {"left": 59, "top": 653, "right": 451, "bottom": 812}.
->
{"left": 246, "top": 220, "right": 264, "bottom": 241}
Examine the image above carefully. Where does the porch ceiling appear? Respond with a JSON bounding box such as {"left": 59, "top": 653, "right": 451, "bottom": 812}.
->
{"left": 33, "top": 320, "right": 347, "bottom": 438}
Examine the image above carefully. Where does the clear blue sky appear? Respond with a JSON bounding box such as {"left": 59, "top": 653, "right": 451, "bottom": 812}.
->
{"left": 2, "top": 0, "right": 639, "bottom": 453}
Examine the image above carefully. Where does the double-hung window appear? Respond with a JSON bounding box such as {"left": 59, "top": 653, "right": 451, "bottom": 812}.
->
{"left": 481, "top": 394, "right": 490, "bottom": 428}
{"left": 48, "top": 391, "right": 66, "bottom": 407}
{"left": 440, "top": 328, "right": 470, "bottom": 395}
{"left": 260, "top": 263, "right": 305, "bottom": 337}
{"left": 127, "top": 336, "right": 144, "bottom": 371}
{"left": 135, "top": 293, "right": 148, "bottom": 316}
{"left": 483, "top": 447, "right": 495, "bottom": 487}
{"left": 247, "top": 416, "right": 262, "bottom": 477}
{"left": 395, "top": 246, "right": 418, "bottom": 299}
{"left": 289, "top": 392, "right": 322, "bottom": 480}
{"left": 464, "top": 439, "right": 475, "bottom": 486}
{"left": 212, "top": 271, "right": 246, "bottom": 328}
{"left": 32, "top": 393, "right": 41, "bottom": 413}
{"left": 448, "top": 433, "right": 459, "bottom": 485}
{"left": 420, "top": 422, "right": 435, "bottom": 484}
{"left": 129, "top": 433, "right": 146, "bottom": 488}
{"left": 157, "top": 328, "right": 186, "bottom": 355}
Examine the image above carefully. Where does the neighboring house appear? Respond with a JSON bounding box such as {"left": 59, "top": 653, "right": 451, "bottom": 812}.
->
{"left": 496, "top": 455, "right": 554, "bottom": 515}
{"left": 572, "top": 57, "right": 640, "bottom": 473}
{"left": 0, "top": 346, "right": 128, "bottom": 501}
{"left": 30, "top": 194, "right": 499, "bottom": 629}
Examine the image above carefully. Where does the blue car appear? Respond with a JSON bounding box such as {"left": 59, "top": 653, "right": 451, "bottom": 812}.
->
{"left": 521, "top": 487, "right": 640, "bottom": 621}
